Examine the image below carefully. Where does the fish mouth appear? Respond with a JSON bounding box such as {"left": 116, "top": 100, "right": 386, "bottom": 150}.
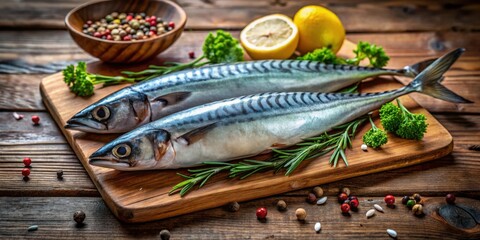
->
{"left": 65, "top": 117, "right": 106, "bottom": 132}
{"left": 89, "top": 156, "right": 131, "bottom": 169}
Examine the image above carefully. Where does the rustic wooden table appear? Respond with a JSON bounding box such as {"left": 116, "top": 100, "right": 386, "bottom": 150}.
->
{"left": 0, "top": 0, "right": 479, "bottom": 239}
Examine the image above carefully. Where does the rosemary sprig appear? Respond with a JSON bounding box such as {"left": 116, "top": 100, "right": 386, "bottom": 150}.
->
{"left": 170, "top": 116, "right": 368, "bottom": 196}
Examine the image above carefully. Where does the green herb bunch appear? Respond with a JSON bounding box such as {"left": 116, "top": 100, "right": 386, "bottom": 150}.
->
{"left": 362, "top": 115, "right": 388, "bottom": 148}
{"left": 298, "top": 41, "right": 390, "bottom": 68}
{"left": 379, "top": 99, "right": 428, "bottom": 140}
{"left": 63, "top": 62, "right": 136, "bottom": 96}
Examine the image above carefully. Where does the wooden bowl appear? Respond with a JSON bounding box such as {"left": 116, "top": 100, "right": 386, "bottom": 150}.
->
{"left": 65, "top": 0, "right": 187, "bottom": 63}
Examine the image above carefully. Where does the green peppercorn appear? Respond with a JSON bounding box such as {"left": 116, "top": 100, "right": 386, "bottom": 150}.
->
{"left": 406, "top": 199, "right": 416, "bottom": 208}
{"left": 130, "top": 20, "right": 140, "bottom": 29}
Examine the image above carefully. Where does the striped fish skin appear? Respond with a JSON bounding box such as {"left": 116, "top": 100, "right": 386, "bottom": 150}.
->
{"left": 88, "top": 49, "right": 470, "bottom": 171}
{"left": 65, "top": 59, "right": 421, "bottom": 134}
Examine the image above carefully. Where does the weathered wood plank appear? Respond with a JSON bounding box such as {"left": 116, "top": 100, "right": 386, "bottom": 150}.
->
{"left": 0, "top": 0, "right": 479, "bottom": 32}
{"left": 0, "top": 196, "right": 478, "bottom": 239}
{"left": 1, "top": 111, "right": 479, "bottom": 198}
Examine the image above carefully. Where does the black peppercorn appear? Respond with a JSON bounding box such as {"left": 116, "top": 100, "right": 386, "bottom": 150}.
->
{"left": 57, "top": 170, "right": 63, "bottom": 179}
{"left": 401, "top": 195, "right": 409, "bottom": 205}
{"left": 227, "top": 201, "right": 240, "bottom": 212}
{"left": 73, "top": 210, "right": 86, "bottom": 224}
{"left": 159, "top": 229, "right": 170, "bottom": 240}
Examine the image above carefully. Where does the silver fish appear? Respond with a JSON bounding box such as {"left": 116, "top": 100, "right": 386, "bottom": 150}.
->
{"left": 65, "top": 59, "right": 433, "bottom": 133}
{"left": 88, "top": 48, "right": 470, "bottom": 171}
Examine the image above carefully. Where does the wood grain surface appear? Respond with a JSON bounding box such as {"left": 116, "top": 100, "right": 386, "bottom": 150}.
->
{"left": 40, "top": 39, "right": 455, "bottom": 221}
{"left": 1, "top": 0, "right": 479, "bottom": 238}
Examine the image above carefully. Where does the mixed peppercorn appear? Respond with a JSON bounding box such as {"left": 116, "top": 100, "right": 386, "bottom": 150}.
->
{"left": 82, "top": 12, "right": 175, "bottom": 41}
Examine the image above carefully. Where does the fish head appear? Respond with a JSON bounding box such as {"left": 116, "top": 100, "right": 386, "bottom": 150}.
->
{"left": 65, "top": 90, "right": 151, "bottom": 133}
{"left": 89, "top": 128, "right": 175, "bottom": 171}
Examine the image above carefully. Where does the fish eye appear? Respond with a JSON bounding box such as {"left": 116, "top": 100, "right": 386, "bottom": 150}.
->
{"left": 112, "top": 144, "right": 131, "bottom": 158}
{"left": 92, "top": 106, "right": 110, "bottom": 121}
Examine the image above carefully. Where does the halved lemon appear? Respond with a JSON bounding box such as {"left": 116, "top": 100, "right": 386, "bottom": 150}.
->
{"left": 240, "top": 14, "right": 299, "bottom": 60}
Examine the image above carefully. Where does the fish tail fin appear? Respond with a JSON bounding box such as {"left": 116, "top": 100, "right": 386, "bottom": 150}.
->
{"left": 399, "top": 58, "right": 437, "bottom": 77}
{"left": 407, "top": 48, "right": 473, "bottom": 103}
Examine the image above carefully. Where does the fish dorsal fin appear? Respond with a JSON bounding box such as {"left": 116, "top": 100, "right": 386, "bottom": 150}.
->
{"left": 177, "top": 122, "right": 218, "bottom": 145}
{"left": 152, "top": 91, "right": 192, "bottom": 106}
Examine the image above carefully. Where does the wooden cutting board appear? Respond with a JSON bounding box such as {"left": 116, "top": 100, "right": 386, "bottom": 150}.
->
{"left": 40, "top": 41, "right": 453, "bottom": 223}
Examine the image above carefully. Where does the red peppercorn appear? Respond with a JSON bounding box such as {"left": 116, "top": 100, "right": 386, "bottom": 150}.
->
{"left": 341, "top": 203, "right": 350, "bottom": 213}
{"left": 106, "top": 35, "right": 113, "bottom": 41}
{"left": 23, "top": 157, "right": 32, "bottom": 167}
{"left": 349, "top": 198, "right": 359, "bottom": 209}
{"left": 105, "top": 29, "right": 111, "bottom": 34}
{"left": 384, "top": 195, "right": 395, "bottom": 205}
{"left": 446, "top": 193, "right": 456, "bottom": 204}
{"left": 22, "top": 168, "right": 30, "bottom": 177}
{"left": 86, "top": 20, "right": 93, "bottom": 25}
{"left": 126, "top": 15, "right": 133, "bottom": 21}
{"left": 188, "top": 51, "right": 195, "bottom": 59}
{"left": 168, "top": 21, "right": 175, "bottom": 28}
{"left": 31, "top": 115, "right": 40, "bottom": 125}
{"left": 306, "top": 193, "right": 317, "bottom": 204}
{"left": 93, "top": 32, "right": 102, "bottom": 38}
{"left": 338, "top": 192, "right": 348, "bottom": 203}
{"left": 256, "top": 207, "right": 267, "bottom": 219}
{"left": 123, "top": 35, "right": 132, "bottom": 41}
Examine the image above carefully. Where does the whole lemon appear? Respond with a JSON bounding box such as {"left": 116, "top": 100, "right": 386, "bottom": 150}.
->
{"left": 293, "top": 5, "right": 345, "bottom": 54}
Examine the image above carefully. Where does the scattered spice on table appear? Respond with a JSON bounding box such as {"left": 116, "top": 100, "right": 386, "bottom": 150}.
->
{"left": 256, "top": 207, "right": 267, "bottom": 220}
{"left": 57, "top": 170, "right": 64, "bottom": 179}
{"left": 316, "top": 196, "right": 327, "bottom": 205}
{"left": 23, "top": 157, "right": 31, "bottom": 167}
{"left": 73, "top": 210, "right": 86, "bottom": 224}
{"left": 227, "top": 201, "right": 240, "bottom": 212}
{"left": 31, "top": 115, "right": 40, "bottom": 125}
{"left": 13, "top": 112, "right": 23, "bottom": 120}
{"left": 341, "top": 187, "right": 351, "bottom": 196}
{"left": 82, "top": 12, "right": 174, "bottom": 41}
{"left": 338, "top": 192, "right": 348, "bottom": 203}
{"left": 312, "top": 186, "right": 323, "bottom": 197}
{"left": 373, "top": 204, "right": 384, "bottom": 213}
{"left": 401, "top": 195, "right": 409, "bottom": 205}
{"left": 314, "top": 222, "right": 321, "bottom": 232}
{"left": 295, "top": 208, "right": 307, "bottom": 221}
{"left": 27, "top": 225, "right": 38, "bottom": 231}
{"left": 306, "top": 193, "right": 317, "bottom": 204}
{"left": 276, "top": 200, "right": 287, "bottom": 211}
{"left": 406, "top": 199, "right": 416, "bottom": 208}
{"left": 349, "top": 196, "right": 359, "bottom": 209}
{"left": 340, "top": 203, "right": 350, "bottom": 214}
{"left": 387, "top": 229, "right": 397, "bottom": 238}
{"left": 412, "top": 204, "right": 423, "bottom": 215}
{"left": 22, "top": 168, "right": 30, "bottom": 177}
{"left": 366, "top": 209, "right": 376, "bottom": 218}
{"left": 384, "top": 195, "right": 395, "bottom": 206}
{"left": 446, "top": 193, "right": 456, "bottom": 204}
{"left": 412, "top": 193, "right": 422, "bottom": 203}
{"left": 159, "top": 229, "right": 171, "bottom": 240}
